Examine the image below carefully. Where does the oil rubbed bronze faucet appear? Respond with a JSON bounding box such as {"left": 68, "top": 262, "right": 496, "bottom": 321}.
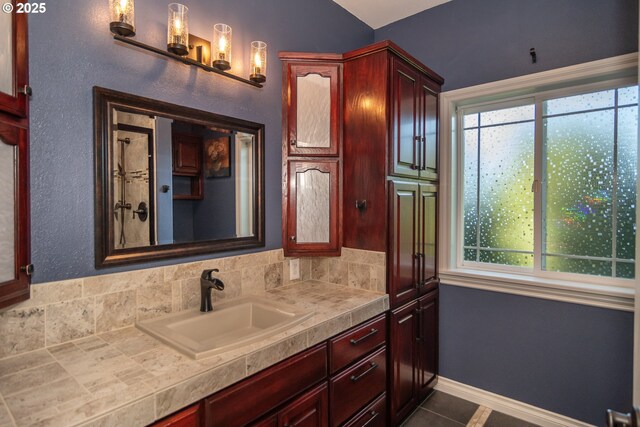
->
{"left": 200, "top": 269, "right": 225, "bottom": 312}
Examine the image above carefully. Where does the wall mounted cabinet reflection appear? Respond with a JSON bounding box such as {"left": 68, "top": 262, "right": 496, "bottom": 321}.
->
{"left": 94, "top": 87, "right": 264, "bottom": 267}
{"left": 0, "top": 7, "right": 30, "bottom": 310}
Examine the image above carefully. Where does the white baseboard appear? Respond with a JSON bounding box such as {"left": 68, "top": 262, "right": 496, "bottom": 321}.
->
{"left": 435, "top": 377, "right": 595, "bottom": 427}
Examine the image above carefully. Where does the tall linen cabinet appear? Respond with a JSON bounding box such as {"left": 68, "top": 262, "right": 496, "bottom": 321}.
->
{"left": 341, "top": 42, "right": 443, "bottom": 425}
{"left": 281, "top": 41, "right": 443, "bottom": 426}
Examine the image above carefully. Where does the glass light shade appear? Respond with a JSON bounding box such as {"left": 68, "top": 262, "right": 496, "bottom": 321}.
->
{"left": 167, "top": 3, "right": 189, "bottom": 56}
{"left": 249, "top": 41, "right": 267, "bottom": 83}
{"left": 212, "top": 23, "right": 232, "bottom": 71}
{"left": 109, "top": 0, "right": 135, "bottom": 37}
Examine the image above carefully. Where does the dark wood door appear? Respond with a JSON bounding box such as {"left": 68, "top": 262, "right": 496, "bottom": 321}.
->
{"left": 417, "top": 290, "right": 438, "bottom": 400}
{"left": 419, "top": 82, "right": 438, "bottom": 180}
{"left": 287, "top": 63, "right": 341, "bottom": 157}
{"left": 418, "top": 184, "right": 438, "bottom": 294}
{"left": 278, "top": 383, "right": 328, "bottom": 427}
{"left": 172, "top": 134, "right": 202, "bottom": 176}
{"left": 0, "top": 120, "right": 30, "bottom": 309}
{"left": 0, "top": 8, "right": 28, "bottom": 118}
{"left": 389, "top": 300, "right": 418, "bottom": 425}
{"left": 390, "top": 58, "right": 419, "bottom": 179}
{"left": 285, "top": 160, "right": 340, "bottom": 256}
{"left": 388, "top": 180, "right": 419, "bottom": 308}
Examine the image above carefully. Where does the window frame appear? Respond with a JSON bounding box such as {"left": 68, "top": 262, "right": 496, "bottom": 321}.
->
{"left": 440, "top": 53, "right": 638, "bottom": 311}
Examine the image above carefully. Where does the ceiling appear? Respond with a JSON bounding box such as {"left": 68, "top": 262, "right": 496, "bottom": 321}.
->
{"left": 332, "top": 0, "right": 452, "bottom": 29}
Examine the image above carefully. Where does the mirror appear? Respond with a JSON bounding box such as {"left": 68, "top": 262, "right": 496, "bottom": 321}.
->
{"left": 94, "top": 87, "right": 265, "bottom": 267}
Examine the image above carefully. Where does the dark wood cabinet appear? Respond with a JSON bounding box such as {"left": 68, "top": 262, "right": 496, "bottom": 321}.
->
{"left": 281, "top": 54, "right": 343, "bottom": 257}
{"left": 389, "top": 300, "right": 418, "bottom": 425}
{"left": 278, "top": 383, "right": 328, "bottom": 427}
{"left": 391, "top": 58, "right": 421, "bottom": 179}
{"left": 0, "top": 7, "right": 30, "bottom": 310}
{"left": 151, "top": 403, "right": 201, "bottom": 427}
{"left": 418, "top": 183, "right": 438, "bottom": 294}
{"left": 286, "top": 63, "right": 341, "bottom": 157}
{"left": 172, "top": 134, "right": 203, "bottom": 200}
{"left": 417, "top": 290, "right": 438, "bottom": 400}
{"left": 342, "top": 394, "right": 386, "bottom": 427}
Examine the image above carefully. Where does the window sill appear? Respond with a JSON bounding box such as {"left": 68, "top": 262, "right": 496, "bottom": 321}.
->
{"left": 439, "top": 268, "right": 635, "bottom": 311}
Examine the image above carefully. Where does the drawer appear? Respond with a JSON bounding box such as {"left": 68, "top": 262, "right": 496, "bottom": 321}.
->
{"left": 343, "top": 393, "right": 386, "bottom": 427}
{"left": 329, "top": 314, "right": 386, "bottom": 373}
{"left": 329, "top": 347, "right": 386, "bottom": 427}
{"left": 204, "top": 344, "right": 327, "bottom": 426}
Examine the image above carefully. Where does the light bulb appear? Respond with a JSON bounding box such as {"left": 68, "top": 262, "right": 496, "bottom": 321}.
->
{"left": 254, "top": 52, "right": 262, "bottom": 68}
{"left": 219, "top": 36, "right": 227, "bottom": 53}
{"left": 174, "top": 18, "right": 181, "bottom": 31}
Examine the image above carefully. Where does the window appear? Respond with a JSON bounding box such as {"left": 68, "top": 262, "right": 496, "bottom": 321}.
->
{"left": 460, "top": 84, "right": 638, "bottom": 281}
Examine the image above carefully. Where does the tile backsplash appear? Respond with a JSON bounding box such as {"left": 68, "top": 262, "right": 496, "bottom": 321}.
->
{"left": 0, "top": 247, "right": 385, "bottom": 360}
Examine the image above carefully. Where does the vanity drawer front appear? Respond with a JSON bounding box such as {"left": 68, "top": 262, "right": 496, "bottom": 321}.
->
{"left": 329, "top": 347, "right": 386, "bottom": 426}
{"left": 329, "top": 314, "right": 386, "bottom": 373}
{"left": 204, "top": 344, "right": 327, "bottom": 426}
{"left": 343, "top": 393, "right": 386, "bottom": 427}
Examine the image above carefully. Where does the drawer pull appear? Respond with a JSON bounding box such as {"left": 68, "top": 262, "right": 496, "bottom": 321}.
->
{"left": 349, "top": 328, "right": 378, "bottom": 345}
{"left": 350, "top": 362, "right": 378, "bottom": 383}
{"left": 361, "top": 410, "right": 379, "bottom": 427}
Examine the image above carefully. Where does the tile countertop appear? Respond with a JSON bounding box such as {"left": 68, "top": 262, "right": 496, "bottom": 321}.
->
{"left": 0, "top": 281, "right": 389, "bottom": 427}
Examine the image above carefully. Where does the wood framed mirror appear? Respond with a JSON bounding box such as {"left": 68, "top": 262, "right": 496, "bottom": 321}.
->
{"left": 94, "top": 87, "right": 265, "bottom": 267}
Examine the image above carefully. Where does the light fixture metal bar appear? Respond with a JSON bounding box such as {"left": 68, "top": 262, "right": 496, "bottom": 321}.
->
{"left": 113, "top": 35, "right": 264, "bottom": 88}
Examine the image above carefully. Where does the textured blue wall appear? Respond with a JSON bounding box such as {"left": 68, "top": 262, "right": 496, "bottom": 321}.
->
{"left": 28, "top": 0, "right": 373, "bottom": 282}
{"left": 375, "top": 0, "right": 638, "bottom": 90}
{"left": 440, "top": 285, "right": 634, "bottom": 424}
{"left": 375, "top": 1, "right": 637, "bottom": 423}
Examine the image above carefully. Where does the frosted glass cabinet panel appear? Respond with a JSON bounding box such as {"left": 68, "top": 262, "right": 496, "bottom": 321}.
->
{"left": 0, "top": 140, "right": 15, "bottom": 282}
{"left": 0, "top": 121, "right": 30, "bottom": 308}
{"left": 286, "top": 160, "right": 340, "bottom": 254}
{"left": 287, "top": 63, "right": 341, "bottom": 156}
{"left": 296, "top": 169, "right": 330, "bottom": 243}
{"left": 0, "top": 11, "right": 13, "bottom": 97}
{"left": 0, "top": 10, "right": 28, "bottom": 118}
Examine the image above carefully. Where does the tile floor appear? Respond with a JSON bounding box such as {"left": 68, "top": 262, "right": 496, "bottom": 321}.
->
{"left": 402, "top": 391, "right": 540, "bottom": 427}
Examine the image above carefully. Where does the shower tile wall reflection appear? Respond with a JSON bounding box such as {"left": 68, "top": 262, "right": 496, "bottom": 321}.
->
{"left": 113, "top": 111, "right": 153, "bottom": 249}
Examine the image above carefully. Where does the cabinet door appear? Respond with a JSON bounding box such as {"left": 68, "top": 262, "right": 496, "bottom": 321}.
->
{"left": 285, "top": 160, "right": 340, "bottom": 256}
{"left": 390, "top": 58, "right": 420, "bottom": 179}
{"left": 417, "top": 291, "right": 438, "bottom": 400}
{"left": 388, "top": 180, "right": 419, "bottom": 308}
{"left": 172, "top": 134, "right": 202, "bottom": 176}
{"left": 278, "top": 383, "right": 328, "bottom": 427}
{"left": 419, "top": 83, "right": 438, "bottom": 180}
{"left": 389, "top": 300, "right": 418, "bottom": 425}
{"left": 287, "top": 63, "right": 340, "bottom": 156}
{"left": 418, "top": 184, "right": 438, "bottom": 294}
{"left": 0, "top": 120, "right": 30, "bottom": 308}
{"left": 0, "top": 8, "right": 28, "bottom": 117}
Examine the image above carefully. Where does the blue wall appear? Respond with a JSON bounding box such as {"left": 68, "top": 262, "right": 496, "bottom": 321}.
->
{"left": 375, "top": 0, "right": 638, "bottom": 90}
{"left": 28, "top": 0, "right": 373, "bottom": 282}
{"left": 375, "top": 0, "right": 637, "bottom": 424}
{"left": 440, "top": 285, "right": 634, "bottom": 424}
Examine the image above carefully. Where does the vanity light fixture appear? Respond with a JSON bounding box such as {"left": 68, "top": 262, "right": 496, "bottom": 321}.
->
{"left": 109, "top": 0, "right": 135, "bottom": 37}
{"left": 108, "top": 1, "right": 265, "bottom": 87}
{"left": 167, "top": 3, "right": 189, "bottom": 56}
{"left": 212, "top": 24, "right": 232, "bottom": 70}
{"left": 249, "top": 41, "right": 267, "bottom": 84}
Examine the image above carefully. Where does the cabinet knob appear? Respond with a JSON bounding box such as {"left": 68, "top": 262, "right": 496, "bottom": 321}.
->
{"left": 289, "top": 236, "right": 296, "bottom": 241}
{"left": 19, "top": 85, "right": 32, "bottom": 96}
{"left": 290, "top": 139, "right": 297, "bottom": 146}
{"left": 20, "top": 264, "right": 34, "bottom": 276}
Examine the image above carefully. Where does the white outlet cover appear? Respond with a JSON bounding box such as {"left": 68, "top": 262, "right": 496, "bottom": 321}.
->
{"left": 290, "top": 258, "right": 300, "bottom": 280}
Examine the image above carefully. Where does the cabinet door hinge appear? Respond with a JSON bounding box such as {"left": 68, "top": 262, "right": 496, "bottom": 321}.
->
{"left": 20, "top": 264, "right": 34, "bottom": 276}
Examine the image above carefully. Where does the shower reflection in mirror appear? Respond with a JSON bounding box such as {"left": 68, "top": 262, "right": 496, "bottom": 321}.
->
{"left": 111, "top": 109, "right": 256, "bottom": 250}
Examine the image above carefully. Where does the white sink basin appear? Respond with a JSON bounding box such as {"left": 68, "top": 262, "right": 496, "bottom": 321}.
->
{"left": 136, "top": 296, "right": 313, "bottom": 359}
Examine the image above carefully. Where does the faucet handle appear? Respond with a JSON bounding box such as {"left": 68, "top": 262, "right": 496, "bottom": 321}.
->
{"left": 201, "top": 269, "right": 220, "bottom": 280}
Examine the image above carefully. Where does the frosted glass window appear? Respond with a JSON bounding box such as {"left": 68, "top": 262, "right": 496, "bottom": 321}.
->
{"left": 0, "top": 140, "right": 16, "bottom": 282}
{"left": 296, "top": 169, "right": 330, "bottom": 243}
{"left": 296, "top": 74, "right": 331, "bottom": 148}
{"left": 462, "top": 85, "right": 638, "bottom": 279}
{"left": 463, "top": 105, "right": 535, "bottom": 267}
{"left": 0, "top": 11, "right": 13, "bottom": 96}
